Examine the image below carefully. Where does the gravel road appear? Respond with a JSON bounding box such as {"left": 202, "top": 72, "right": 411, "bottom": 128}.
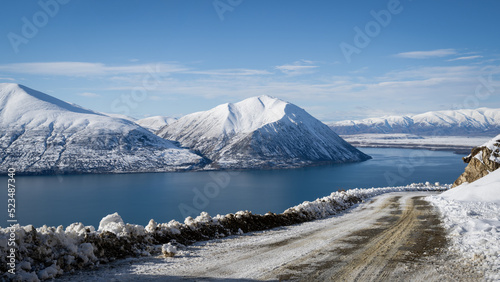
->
{"left": 59, "top": 192, "right": 483, "bottom": 281}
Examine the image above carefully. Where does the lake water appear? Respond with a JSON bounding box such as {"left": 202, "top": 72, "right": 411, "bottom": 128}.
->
{"left": 0, "top": 148, "right": 467, "bottom": 228}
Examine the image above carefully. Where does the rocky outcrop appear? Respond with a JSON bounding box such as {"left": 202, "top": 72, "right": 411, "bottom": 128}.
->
{"left": 453, "top": 136, "right": 500, "bottom": 187}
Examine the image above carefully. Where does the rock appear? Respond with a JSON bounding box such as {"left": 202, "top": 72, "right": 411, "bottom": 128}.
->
{"left": 453, "top": 139, "right": 500, "bottom": 187}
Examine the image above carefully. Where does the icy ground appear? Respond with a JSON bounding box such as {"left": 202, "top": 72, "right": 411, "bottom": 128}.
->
{"left": 428, "top": 169, "right": 500, "bottom": 281}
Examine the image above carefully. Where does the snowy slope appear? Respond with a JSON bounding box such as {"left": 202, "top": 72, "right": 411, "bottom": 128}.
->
{"left": 428, "top": 169, "right": 500, "bottom": 280}
{"left": 330, "top": 108, "right": 500, "bottom": 136}
{"left": 136, "top": 116, "right": 177, "bottom": 132}
{"left": 0, "top": 83, "right": 202, "bottom": 174}
{"left": 427, "top": 133, "right": 500, "bottom": 280}
{"left": 440, "top": 169, "right": 500, "bottom": 203}
{"left": 103, "top": 113, "right": 137, "bottom": 122}
{"left": 157, "top": 95, "right": 370, "bottom": 168}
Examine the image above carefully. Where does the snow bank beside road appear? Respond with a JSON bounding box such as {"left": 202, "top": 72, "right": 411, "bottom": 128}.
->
{"left": 428, "top": 169, "right": 500, "bottom": 281}
{"left": 1, "top": 183, "right": 447, "bottom": 281}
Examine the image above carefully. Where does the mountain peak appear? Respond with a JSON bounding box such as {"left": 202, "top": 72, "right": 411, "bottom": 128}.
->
{"left": 238, "top": 94, "right": 282, "bottom": 105}
{"left": 0, "top": 83, "right": 98, "bottom": 119}
{"left": 159, "top": 96, "right": 370, "bottom": 169}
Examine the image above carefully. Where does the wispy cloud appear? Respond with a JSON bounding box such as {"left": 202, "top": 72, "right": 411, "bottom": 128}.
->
{"left": 348, "top": 67, "right": 369, "bottom": 74}
{"left": 447, "top": 55, "right": 483, "bottom": 61}
{"left": 149, "top": 96, "right": 163, "bottom": 101}
{"left": 0, "top": 62, "right": 188, "bottom": 77}
{"left": 0, "top": 62, "right": 272, "bottom": 78}
{"left": 275, "top": 60, "right": 319, "bottom": 75}
{"left": 2, "top": 59, "right": 498, "bottom": 121}
{"left": 0, "top": 77, "right": 15, "bottom": 81}
{"left": 187, "top": 68, "right": 272, "bottom": 76}
{"left": 79, "top": 92, "right": 101, "bottom": 98}
{"left": 394, "top": 49, "right": 457, "bottom": 59}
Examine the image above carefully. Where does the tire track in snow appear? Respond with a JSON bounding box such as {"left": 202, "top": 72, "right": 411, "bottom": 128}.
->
{"left": 273, "top": 195, "right": 482, "bottom": 281}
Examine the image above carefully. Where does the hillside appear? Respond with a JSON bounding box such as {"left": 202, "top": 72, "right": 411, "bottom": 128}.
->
{"left": 0, "top": 83, "right": 202, "bottom": 174}
{"left": 158, "top": 95, "right": 370, "bottom": 169}
{"left": 136, "top": 116, "right": 177, "bottom": 132}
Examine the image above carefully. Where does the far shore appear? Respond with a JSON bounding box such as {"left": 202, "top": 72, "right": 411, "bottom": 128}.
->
{"left": 341, "top": 134, "right": 493, "bottom": 155}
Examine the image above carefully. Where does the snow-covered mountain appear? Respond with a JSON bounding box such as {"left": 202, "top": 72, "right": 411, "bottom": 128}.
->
{"left": 330, "top": 108, "right": 500, "bottom": 136}
{"left": 157, "top": 95, "right": 370, "bottom": 169}
{"left": 136, "top": 116, "right": 177, "bottom": 132}
{"left": 0, "top": 83, "right": 202, "bottom": 174}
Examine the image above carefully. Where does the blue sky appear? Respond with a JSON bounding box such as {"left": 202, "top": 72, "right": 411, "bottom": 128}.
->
{"left": 1, "top": 0, "right": 500, "bottom": 122}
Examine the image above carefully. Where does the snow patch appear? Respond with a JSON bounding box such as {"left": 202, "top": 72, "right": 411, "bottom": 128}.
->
{"left": 162, "top": 243, "right": 178, "bottom": 257}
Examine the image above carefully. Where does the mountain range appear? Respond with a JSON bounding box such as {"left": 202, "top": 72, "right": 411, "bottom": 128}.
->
{"left": 0, "top": 84, "right": 369, "bottom": 174}
{"left": 330, "top": 108, "right": 500, "bottom": 136}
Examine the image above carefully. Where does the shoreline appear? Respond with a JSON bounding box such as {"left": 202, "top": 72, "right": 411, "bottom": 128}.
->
{"left": 341, "top": 134, "right": 494, "bottom": 155}
{"left": 350, "top": 142, "right": 472, "bottom": 155}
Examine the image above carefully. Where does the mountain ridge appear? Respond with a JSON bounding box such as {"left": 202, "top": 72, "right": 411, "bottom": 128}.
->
{"left": 136, "top": 116, "right": 177, "bottom": 132}
{"left": 330, "top": 108, "right": 500, "bottom": 136}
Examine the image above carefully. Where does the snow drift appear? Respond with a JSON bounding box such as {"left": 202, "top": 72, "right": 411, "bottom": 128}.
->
{"left": 0, "top": 83, "right": 202, "bottom": 175}
{"left": 330, "top": 108, "right": 500, "bottom": 136}
{"left": 1, "top": 182, "right": 447, "bottom": 281}
{"left": 158, "top": 95, "right": 370, "bottom": 169}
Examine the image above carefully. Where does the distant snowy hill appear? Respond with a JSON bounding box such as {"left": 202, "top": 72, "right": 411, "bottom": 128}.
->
{"left": 157, "top": 95, "right": 370, "bottom": 169}
{"left": 136, "top": 116, "right": 177, "bottom": 132}
{"left": 330, "top": 108, "right": 500, "bottom": 136}
{"left": 0, "top": 83, "right": 202, "bottom": 174}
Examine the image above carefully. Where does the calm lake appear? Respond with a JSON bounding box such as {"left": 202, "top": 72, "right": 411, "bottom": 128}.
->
{"left": 0, "top": 148, "right": 467, "bottom": 228}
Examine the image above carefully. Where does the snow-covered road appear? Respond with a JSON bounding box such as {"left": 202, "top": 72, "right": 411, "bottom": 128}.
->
{"left": 59, "top": 192, "right": 482, "bottom": 281}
